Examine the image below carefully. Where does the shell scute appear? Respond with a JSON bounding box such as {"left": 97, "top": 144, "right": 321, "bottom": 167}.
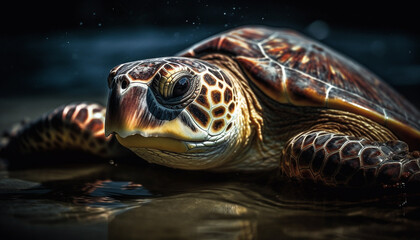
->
{"left": 236, "top": 56, "right": 286, "bottom": 103}
{"left": 285, "top": 69, "right": 327, "bottom": 106}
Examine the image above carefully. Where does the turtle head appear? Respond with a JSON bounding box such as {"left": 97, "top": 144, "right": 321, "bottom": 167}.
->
{"left": 105, "top": 57, "right": 243, "bottom": 170}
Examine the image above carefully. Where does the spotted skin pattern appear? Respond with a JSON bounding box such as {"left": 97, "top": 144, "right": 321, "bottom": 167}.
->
{"left": 107, "top": 57, "right": 237, "bottom": 137}
{"left": 0, "top": 103, "right": 129, "bottom": 161}
{"left": 181, "top": 26, "right": 420, "bottom": 149}
{"left": 283, "top": 131, "right": 420, "bottom": 187}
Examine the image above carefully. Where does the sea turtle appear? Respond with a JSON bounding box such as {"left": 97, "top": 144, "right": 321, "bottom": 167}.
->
{"left": 2, "top": 26, "right": 420, "bottom": 187}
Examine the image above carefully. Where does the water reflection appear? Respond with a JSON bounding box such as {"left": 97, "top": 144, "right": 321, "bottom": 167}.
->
{"left": 74, "top": 180, "right": 152, "bottom": 206}
{"left": 1, "top": 161, "right": 420, "bottom": 239}
{"left": 109, "top": 185, "right": 258, "bottom": 240}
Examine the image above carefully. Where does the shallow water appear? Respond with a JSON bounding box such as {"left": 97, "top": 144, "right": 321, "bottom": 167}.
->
{"left": 2, "top": 159, "right": 420, "bottom": 240}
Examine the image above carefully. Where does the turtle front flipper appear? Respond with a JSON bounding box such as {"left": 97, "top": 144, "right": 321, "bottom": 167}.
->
{"left": 0, "top": 103, "right": 134, "bottom": 167}
{"left": 282, "top": 131, "right": 420, "bottom": 187}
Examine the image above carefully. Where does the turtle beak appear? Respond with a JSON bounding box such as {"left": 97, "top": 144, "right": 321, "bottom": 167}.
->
{"left": 105, "top": 75, "right": 205, "bottom": 152}
{"left": 105, "top": 75, "right": 142, "bottom": 137}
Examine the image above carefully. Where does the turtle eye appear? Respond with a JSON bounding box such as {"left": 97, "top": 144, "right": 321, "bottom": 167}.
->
{"left": 172, "top": 76, "right": 190, "bottom": 98}
{"left": 154, "top": 72, "right": 199, "bottom": 109}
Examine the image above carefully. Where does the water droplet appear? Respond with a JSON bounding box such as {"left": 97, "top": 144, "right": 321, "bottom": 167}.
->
{"left": 98, "top": 23, "right": 102, "bottom": 27}
{"left": 93, "top": 12, "right": 96, "bottom": 16}
{"left": 261, "top": 17, "right": 265, "bottom": 20}
{"left": 79, "top": 21, "right": 83, "bottom": 26}
{"left": 185, "top": 19, "right": 189, "bottom": 23}
{"left": 224, "top": 23, "right": 228, "bottom": 27}
{"left": 223, "top": 12, "right": 226, "bottom": 15}
{"left": 109, "top": 159, "right": 114, "bottom": 165}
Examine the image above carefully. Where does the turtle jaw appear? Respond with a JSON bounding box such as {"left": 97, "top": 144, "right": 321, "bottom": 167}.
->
{"left": 115, "top": 134, "right": 188, "bottom": 153}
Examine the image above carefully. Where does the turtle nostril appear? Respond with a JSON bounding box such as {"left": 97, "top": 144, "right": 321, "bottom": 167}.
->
{"left": 121, "top": 79, "right": 129, "bottom": 90}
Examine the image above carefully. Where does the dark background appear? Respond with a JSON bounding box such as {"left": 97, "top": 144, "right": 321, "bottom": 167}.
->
{"left": 1, "top": 0, "right": 419, "bottom": 105}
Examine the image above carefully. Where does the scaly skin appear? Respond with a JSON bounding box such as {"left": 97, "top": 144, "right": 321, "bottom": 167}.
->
{"left": 282, "top": 130, "right": 420, "bottom": 187}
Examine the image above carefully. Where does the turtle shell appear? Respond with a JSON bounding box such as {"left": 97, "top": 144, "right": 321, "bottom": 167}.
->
{"left": 180, "top": 26, "right": 420, "bottom": 149}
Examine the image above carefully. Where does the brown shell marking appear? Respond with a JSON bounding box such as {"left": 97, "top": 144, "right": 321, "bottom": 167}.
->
{"left": 180, "top": 26, "right": 420, "bottom": 149}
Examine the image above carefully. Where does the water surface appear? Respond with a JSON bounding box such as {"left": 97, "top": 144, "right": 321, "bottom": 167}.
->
{"left": 1, "top": 150, "right": 420, "bottom": 239}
